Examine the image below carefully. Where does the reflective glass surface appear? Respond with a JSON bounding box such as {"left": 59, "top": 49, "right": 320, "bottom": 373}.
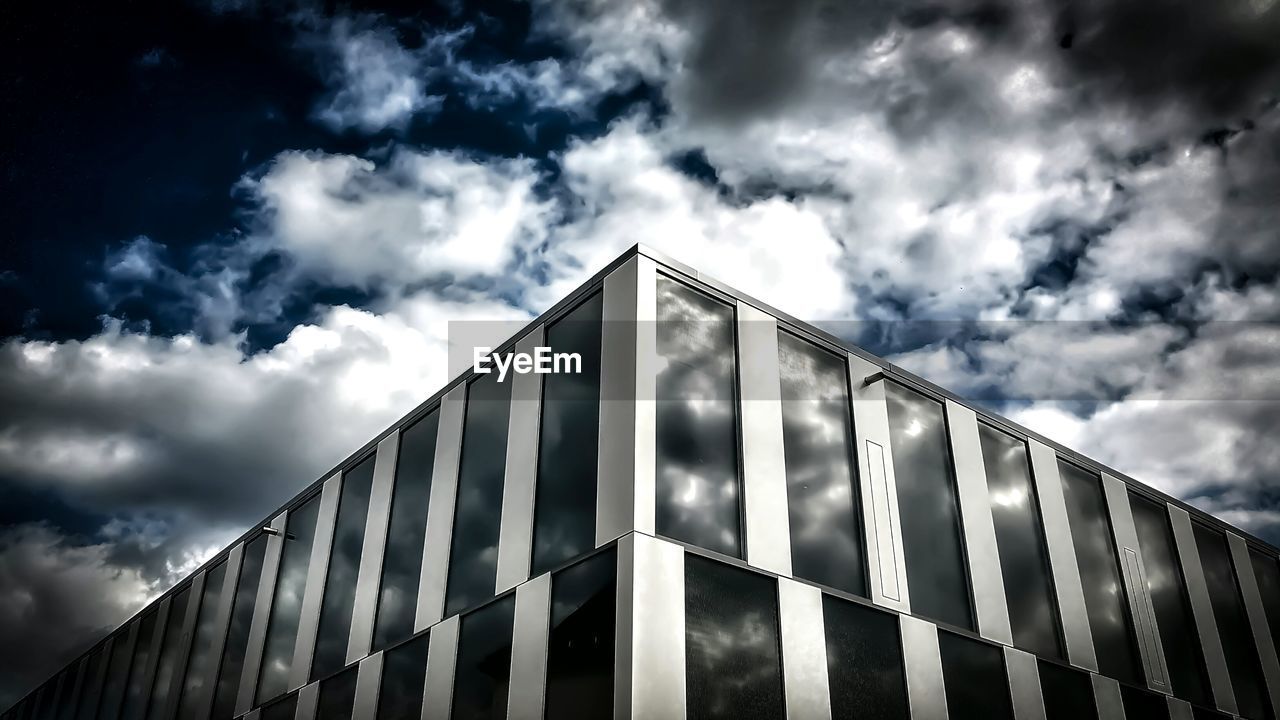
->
{"left": 684, "top": 555, "right": 784, "bottom": 720}
{"left": 444, "top": 373, "right": 513, "bottom": 617}
{"left": 979, "top": 423, "right": 1061, "bottom": 657}
{"left": 1130, "top": 493, "right": 1210, "bottom": 705}
{"left": 778, "top": 331, "right": 865, "bottom": 596}
{"left": 312, "top": 454, "right": 377, "bottom": 681}
{"left": 450, "top": 596, "right": 515, "bottom": 720}
{"left": 1058, "top": 460, "right": 1140, "bottom": 684}
{"left": 315, "top": 667, "right": 357, "bottom": 720}
{"left": 120, "top": 611, "right": 159, "bottom": 720}
{"left": 57, "top": 660, "right": 84, "bottom": 720}
{"left": 1038, "top": 661, "right": 1098, "bottom": 720}
{"left": 98, "top": 633, "right": 134, "bottom": 720}
{"left": 74, "top": 646, "right": 106, "bottom": 720}
{"left": 376, "top": 633, "right": 430, "bottom": 720}
{"left": 1193, "top": 522, "right": 1270, "bottom": 720}
{"left": 1249, "top": 547, "right": 1280, "bottom": 660}
{"left": 373, "top": 411, "right": 439, "bottom": 651}
{"left": 822, "top": 595, "right": 909, "bottom": 720}
{"left": 258, "top": 694, "right": 296, "bottom": 720}
{"left": 655, "top": 277, "right": 742, "bottom": 558}
{"left": 938, "top": 631, "right": 1014, "bottom": 720}
{"left": 178, "top": 560, "right": 228, "bottom": 719}
{"left": 211, "top": 536, "right": 268, "bottom": 720}
{"left": 546, "top": 551, "right": 616, "bottom": 720}
{"left": 884, "top": 383, "right": 972, "bottom": 630}
{"left": 532, "top": 292, "right": 604, "bottom": 575}
{"left": 258, "top": 494, "right": 322, "bottom": 704}
{"left": 1121, "top": 686, "right": 1171, "bottom": 720}
{"left": 147, "top": 586, "right": 192, "bottom": 719}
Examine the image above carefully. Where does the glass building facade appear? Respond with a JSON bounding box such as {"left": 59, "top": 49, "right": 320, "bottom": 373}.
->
{"left": 6, "top": 245, "right": 1280, "bottom": 720}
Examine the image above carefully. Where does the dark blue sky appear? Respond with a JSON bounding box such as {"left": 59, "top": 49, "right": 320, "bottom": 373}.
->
{"left": 2, "top": 0, "right": 1280, "bottom": 707}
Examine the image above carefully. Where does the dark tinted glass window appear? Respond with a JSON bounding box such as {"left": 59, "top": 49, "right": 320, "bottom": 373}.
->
{"left": 120, "top": 611, "right": 160, "bottom": 720}
{"left": 258, "top": 694, "right": 296, "bottom": 720}
{"left": 316, "top": 668, "right": 358, "bottom": 720}
{"left": 376, "top": 633, "right": 430, "bottom": 720}
{"left": 444, "top": 373, "right": 513, "bottom": 617}
{"left": 546, "top": 551, "right": 616, "bottom": 720}
{"left": 938, "top": 631, "right": 1014, "bottom": 720}
{"left": 1121, "top": 686, "right": 1170, "bottom": 720}
{"left": 685, "top": 556, "right": 784, "bottom": 720}
{"left": 31, "top": 682, "right": 54, "bottom": 720}
{"left": 373, "top": 411, "right": 439, "bottom": 651}
{"left": 1193, "top": 708, "right": 1234, "bottom": 720}
{"left": 58, "top": 659, "right": 85, "bottom": 720}
{"left": 979, "top": 424, "right": 1060, "bottom": 657}
{"left": 1249, "top": 548, "right": 1280, "bottom": 660}
{"left": 312, "top": 455, "right": 377, "bottom": 680}
{"left": 450, "top": 596, "right": 515, "bottom": 720}
{"left": 823, "top": 595, "right": 909, "bottom": 720}
{"left": 1193, "top": 523, "right": 1271, "bottom": 720}
{"left": 884, "top": 383, "right": 972, "bottom": 630}
{"left": 1058, "top": 460, "right": 1140, "bottom": 683}
{"left": 655, "top": 277, "right": 742, "bottom": 558}
{"left": 98, "top": 632, "right": 134, "bottom": 720}
{"left": 211, "top": 535, "right": 267, "bottom": 720}
{"left": 75, "top": 645, "right": 106, "bottom": 720}
{"left": 778, "top": 332, "right": 865, "bottom": 596}
{"left": 258, "top": 494, "right": 322, "bottom": 704}
{"left": 147, "top": 586, "right": 192, "bottom": 718}
{"left": 178, "top": 560, "right": 228, "bottom": 719}
{"left": 1129, "top": 493, "right": 1210, "bottom": 705}
{"left": 1038, "top": 661, "right": 1098, "bottom": 720}
{"left": 532, "top": 293, "right": 604, "bottom": 575}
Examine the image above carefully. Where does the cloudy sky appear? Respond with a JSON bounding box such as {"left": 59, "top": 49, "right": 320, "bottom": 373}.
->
{"left": 2, "top": 0, "right": 1280, "bottom": 706}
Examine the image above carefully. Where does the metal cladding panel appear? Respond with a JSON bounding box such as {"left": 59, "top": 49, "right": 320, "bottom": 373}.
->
{"left": 1166, "top": 697, "right": 1193, "bottom": 720}
{"left": 1004, "top": 648, "right": 1047, "bottom": 720}
{"left": 777, "top": 579, "right": 832, "bottom": 720}
{"left": 945, "top": 399, "right": 1014, "bottom": 646}
{"left": 1102, "top": 473, "right": 1171, "bottom": 693}
{"left": 351, "top": 652, "right": 384, "bottom": 720}
{"left": 196, "top": 542, "right": 245, "bottom": 720}
{"left": 1227, "top": 533, "right": 1280, "bottom": 717}
{"left": 848, "top": 356, "right": 910, "bottom": 614}
{"left": 737, "top": 303, "right": 793, "bottom": 577}
{"left": 293, "top": 683, "right": 318, "bottom": 720}
{"left": 288, "top": 474, "right": 343, "bottom": 692}
{"left": 420, "top": 615, "right": 459, "bottom": 720}
{"left": 1027, "top": 439, "right": 1098, "bottom": 672}
{"left": 1168, "top": 505, "right": 1237, "bottom": 714}
{"left": 159, "top": 572, "right": 206, "bottom": 720}
{"left": 346, "top": 430, "right": 400, "bottom": 664}
{"left": 496, "top": 328, "right": 546, "bottom": 594}
{"left": 136, "top": 597, "right": 172, "bottom": 715}
{"left": 236, "top": 513, "right": 288, "bottom": 717}
{"left": 620, "top": 534, "right": 685, "bottom": 720}
{"left": 596, "top": 256, "right": 657, "bottom": 546}
{"left": 1091, "top": 674, "right": 1126, "bottom": 720}
{"left": 900, "top": 616, "right": 948, "bottom": 720}
{"left": 507, "top": 574, "right": 552, "bottom": 720}
{"left": 415, "top": 385, "right": 466, "bottom": 632}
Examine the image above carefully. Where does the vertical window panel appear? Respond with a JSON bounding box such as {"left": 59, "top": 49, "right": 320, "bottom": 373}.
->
{"left": 884, "top": 383, "right": 973, "bottom": 630}
{"left": 58, "top": 659, "right": 85, "bottom": 720}
{"left": 532, "top": 292, "right": 604, "bottom": 576}
{"left": 146, "top": 586, "right": 192, "bottom": 719}
{"left": 777, "top": 332, "right": 865, "bottom": 596}
{"left": 74, "top": 645, "right": 106, "bottom": 720}
{"left": 178, "top": 560, "right": 228, "bottom": 720}
{"left": 1248, "top": 548, "right": 1280, "bottom": 661}
{"left": 1130, "top": 493, "right": 1210, "bottom": 705}
{"left": 98, "top": 632, "right": 135, "bottom": 720}
{"left": 450, "top": 596, "right": 516, "bottom": 720}
{"left": 211, "top": 537, "right": 267, "bottom": 720}
{"left": 979, "top": 423, "right": 1061, "bottom": 658}
{"left": 315, "top": 668, "right": 357, "bottom": 720}
{"left": 822, "top": 595, "right": 909, "bottom": 720}
{"left": 444, "top": 373, "right": 513, "bottom": 617}
{"left": 1058, "top": 460, "right": 1141, "bottom": 684}
{"left": 1120, "top": 685, "right": 1171, "bottom": 720}
{"left": 1193, "top": 523, "right": 1271, "bottom": 720}
{"left": 372, "top": 412, "right": 440, "bottom": 651}
{"left": 257, "top": 495, "right": 323, "bottom": 705}
{"left": 375, "top": 633, "right": 430, "bottom": 720}
{"left": 120, "top": 611, "right": 159, "bottom": 720}
{"left": 684, "top": 556, "right": 784, "bottom": 720}
{"left": 938, "top": 631, "right": 1015, "bottom": 720}
{"left": 257, "top": 694, "right": 296, "bottom": 720}
{"left": 545, "top": 551, "right": 616, "bottom": 720}
{"left": 312, "top": 455, "right": 377, "bottom": 681}
{"left": 1037, "top": 661, "right": 1098, "bottom": 720}
{"left": 655, "top": 277, "right": 742, "bottom": 558}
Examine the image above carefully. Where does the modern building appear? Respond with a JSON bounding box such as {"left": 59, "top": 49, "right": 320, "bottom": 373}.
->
{"left": 5, "top": 244, "right": 1280, "bottom": 720}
